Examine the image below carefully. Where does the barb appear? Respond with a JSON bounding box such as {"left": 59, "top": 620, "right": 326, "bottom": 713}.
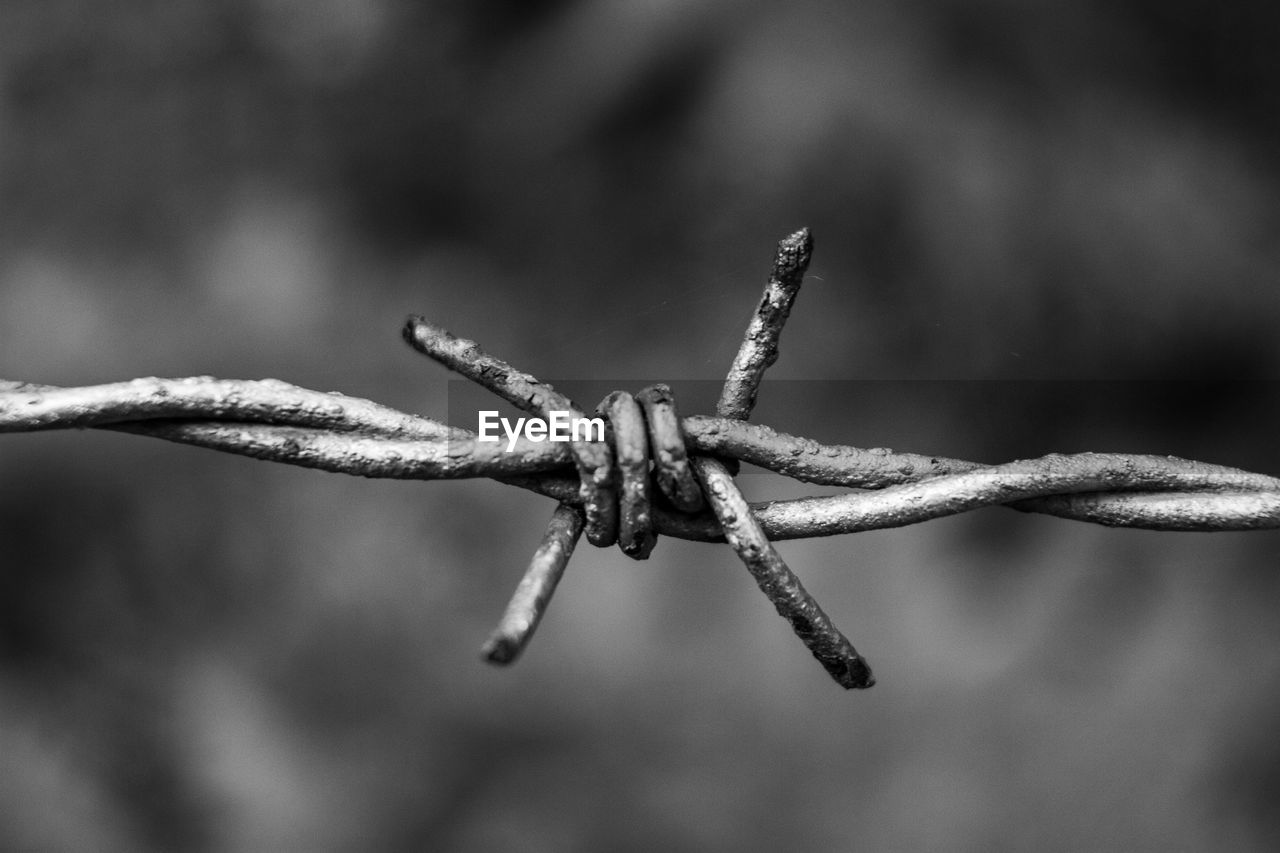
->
{"left": 3, "top": 229, "right": 1279, "bottom": 690}
{"left": 402, "top": 317, "right": 619, "bottom": 547}
{"left": 481, "top": 503, "right": 585, "bottom": 664}
{"left": 693, "top": 456, "right": 873, "bottom": 688}
{"left": 718, "top": 227, "right": 813, "bottom": 421}
{"left": 697, "top": 227, "right": 874, "bottom": 688}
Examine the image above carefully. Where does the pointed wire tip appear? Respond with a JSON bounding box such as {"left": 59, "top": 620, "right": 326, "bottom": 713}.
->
{"left": 481, "top": 634, "right": 521, "bottom": 665}
{"left": 401, "top": 316, "right": 421, "bottom": 346}
{"left": 832, "top": 657, "right": 875, "bottom": 690}
{"left": 774, "top": 228, "right": 814, "bottom": 279}
{"left": 401, "top": 315, "right": 429, "bottom": 343}
{"left": 783, "top": 226, "right": 812, "bottom": 247}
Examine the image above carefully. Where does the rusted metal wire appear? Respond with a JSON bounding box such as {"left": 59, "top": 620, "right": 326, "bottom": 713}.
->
{"left": 3, "top": 229, "right": 1279, "bottom": 689}
{"left": 598, "top": 390, "right": 657, "bottom": 559}
{"left": 402, "top": 315, "right": 620, "bottom": 547}
{"left": 695, "top": 228, "right": 872, "bottom": 688}
{"left": 481, "top": 502, "right": 584, "bottom": 665}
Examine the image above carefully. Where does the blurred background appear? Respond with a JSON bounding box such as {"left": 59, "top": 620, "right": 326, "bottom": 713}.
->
{"left": 2, "top": 1, "right": 1280, "bottom": 849}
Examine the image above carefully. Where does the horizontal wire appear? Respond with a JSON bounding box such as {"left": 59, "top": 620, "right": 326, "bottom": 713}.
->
{"left": 738, "top": 455, "right": 1280, "bottom": 536}
{"left": 495, "top": 474, "right": 1280, "bottom": 537}
{"left": 3, "top": 379, "right": 1278, "bottom": 532}
{"left": 0, "top": 377, "right": 462, "bottom": 440}
{"left": 10, "top": 377, "right": 1277, "bottom": 490}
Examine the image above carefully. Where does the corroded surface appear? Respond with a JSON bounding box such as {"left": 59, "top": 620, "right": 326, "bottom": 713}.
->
{"left": 600, "top": 391, "right": 656, "bottom": 559}
{"left": 481, "top": 503, "right": 585, "bottom": 664}
{"left": 693, "top": 456, "right": 873, "bottom": 689}
{"left": 716, "top": 228, "right": 813, "bottom": 421}
{"left": 635, "top": 383, "right": 703, "bottom": 513}
{"left": 403, "top": 316, "right": 619, "bottom": 548}
{"left": 5, "top": 229, "right": 1280, "bottom": 689}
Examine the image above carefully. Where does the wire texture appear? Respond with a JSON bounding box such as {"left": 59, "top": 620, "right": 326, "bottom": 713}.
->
{"left": 3, "top": 229, "right": 1278, "bottom": 689}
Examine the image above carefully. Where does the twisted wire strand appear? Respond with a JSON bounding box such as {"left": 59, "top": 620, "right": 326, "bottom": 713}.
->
{"left": 3, "top": 229, "right": 1279, "bottom": 689}
{"left": 5, "top": 378, "right": 1276, "bottom": 530}
{"left": 1, "top": 376, "right": 464, "bottom": 440}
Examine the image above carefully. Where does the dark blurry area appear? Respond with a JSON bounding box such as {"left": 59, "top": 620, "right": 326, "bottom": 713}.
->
{"left": 2, "top": 2, "right": 1280, "bottom": 850}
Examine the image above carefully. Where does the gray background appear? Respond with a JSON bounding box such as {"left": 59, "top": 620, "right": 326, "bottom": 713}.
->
{"left": 2, "top": 2, "right": 1279, "bottom": 850}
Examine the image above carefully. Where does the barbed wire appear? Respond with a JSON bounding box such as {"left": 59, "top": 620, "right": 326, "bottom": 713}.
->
{"left": 3, "top": 229, "right": 1278, "bottom": 689}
